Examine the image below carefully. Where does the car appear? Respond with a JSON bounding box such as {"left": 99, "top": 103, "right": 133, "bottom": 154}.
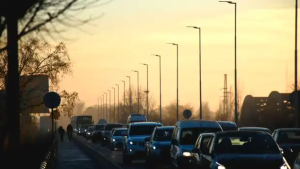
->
{"left": 145, "top": 126, "right": 174, "bottom": 167}
{"left": 85, "top": 126, "right": 95, "bottom": 140}
{"left": 101, "top": 123, "right": 123, "bottom": 146}
{"left": 122, "top": 122, "right": 163, "bottom": 165}
{"left": 189, "top": 133, "right": 215, "bottom": 169}
{"left": 217, "top": 121, "right": 237, "bottom": 131}
{"left": 109, "top": 128, "right": 127, "bottom": 151}
{"left": 127, "top": 114, "right": 147, "bottom": 124}
{"left": 272, "top": 128, "right": 300, "bottom": 166}
{"left": 238, "top": 127, "right": 271, "bottom": 134}
{"left": 170, "top": 120, "right": 223, "bottom": 169}
{"left": 77, "top": 124, "right": 93, "bottom": 136}
{"left": 292, "top": 152, "right": 300, "bottom": 169}
{"left": 92, "top": 124, "right": 106, "bottom": 142}
{"left": 195, "top": 131, "right": 290, "bottom": 169}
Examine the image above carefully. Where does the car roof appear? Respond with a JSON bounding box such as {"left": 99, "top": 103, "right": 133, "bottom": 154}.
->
{"left": 114, "top": 128, "right": 127, "bottom": 130}
{"left": 156, "top": 126, "right": 174, "bottom": 130}
{"left": 176, "top": 120, "right": 221, "bottom": 128}
{"left": 274, "top": 128, "right": 300, "bottom": 132}
{"left": 239, "top": 127, "right": 270, "bottom": 130}
{"left": 216, "top": 130, "right": 269, "bottom": 136}
{"left": 130, "top": 122, "right": 162, "bottom": 126}
{"left": 106, "top": 123, "right": 122, "bottom": 125}
{"left": 217, "top": 121, "right": 237, "bottom": 127}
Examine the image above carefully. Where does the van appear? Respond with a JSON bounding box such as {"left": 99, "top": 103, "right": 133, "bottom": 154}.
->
{"left": 170, "top": 120, "right": 223, "bottom": 169}
{"left": 127, "top": 114, "right": 147, "bottom": 124}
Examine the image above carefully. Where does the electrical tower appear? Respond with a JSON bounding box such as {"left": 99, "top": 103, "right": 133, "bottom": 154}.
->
{"left": 222, "top": 74, "right": 229, "bottom": 117}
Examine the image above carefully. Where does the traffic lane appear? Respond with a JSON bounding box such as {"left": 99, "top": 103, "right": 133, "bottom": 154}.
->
{"left": 76, "top": 136, "right": 171, "bottom": 169}
{"left": 56, "top": 137, "right": 108, "bottom": 169}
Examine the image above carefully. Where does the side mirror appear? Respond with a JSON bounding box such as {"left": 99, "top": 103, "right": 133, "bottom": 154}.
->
{"left": 145, "top": 137, "right": 151, "bottom": 142}
{"left": 279, "top": 148, "right": 284, "bottom": 154}
{"left": 192, "top": 148, "right": 199, "bottom": 153}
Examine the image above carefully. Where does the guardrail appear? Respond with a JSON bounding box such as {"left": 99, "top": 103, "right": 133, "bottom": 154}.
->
{"left": 39, "top": 138, "right": 58, "bottom": 169}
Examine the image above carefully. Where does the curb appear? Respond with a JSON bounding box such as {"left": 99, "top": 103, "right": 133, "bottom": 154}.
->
{"left": 73, "top": 136, "right": 124, "bottom": 169}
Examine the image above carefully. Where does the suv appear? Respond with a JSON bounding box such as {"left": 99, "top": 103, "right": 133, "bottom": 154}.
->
{"left": 123, "top": 122, "right": 163, "bottom": 165}
{"left": 170, "top": 120, "right": 223, "bottom": 169}
{"left": 92, "top": 124, "right": 105, "bottom": 142}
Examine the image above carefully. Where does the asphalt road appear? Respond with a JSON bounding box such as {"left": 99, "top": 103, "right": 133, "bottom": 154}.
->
{"left": 56, "top": 136, "right": 109, "bottom": 169}
{"left": 75, "top": 136, "right": 171, "bottom": 169}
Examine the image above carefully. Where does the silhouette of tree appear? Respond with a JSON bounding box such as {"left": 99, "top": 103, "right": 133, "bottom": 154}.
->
{"left": 0, "top": 0, "right": 112, "bottom": 52}
{"left": 194, "top": 102, "right": 214, "bottom": 120}
{"left": 0, "top": 37, "right": 79, "bottom": 118}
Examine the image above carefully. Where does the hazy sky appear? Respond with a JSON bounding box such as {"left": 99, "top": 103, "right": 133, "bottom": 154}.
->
{"left": 59, "top": 0, "right": 298, "bottom": 111}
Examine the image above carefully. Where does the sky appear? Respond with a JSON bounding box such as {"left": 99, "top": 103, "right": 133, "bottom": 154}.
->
{"left": 58, "top": 0, "right": 298, "bottom": 111}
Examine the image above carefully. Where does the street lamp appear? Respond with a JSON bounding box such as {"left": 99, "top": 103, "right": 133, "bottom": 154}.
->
{"left": 294, "top": 0, "right": 299, "bottom": 127}
{"left": 167, "top": 43, "right": 179, "bottom": 122}
{"left": 115, "top": 84, "right": 120, "bottom": 122}
{"left": 112, "top": 87, "right": 116, "bottom": 123}
{"left": 97, "top": 98, "right": 100, "bottom": 121}
{"left": 151, "top": 54, "right": 162, "bottom": 123}
{"left": 132, "top": 70, "right": 140, "bottom": 114}
{"left": 105, "top": 92, "right": 108, "bottom": 121}
{"left": 102, "top": 94, "right": 104, "bottom": 119}
{"left": 219, "top": 0, "right": 238, "bottom": 125}
{"left": 121, "top": 80, "right": 126, "bottom": 115}
{"left": 108, "top": 90, "right": 111, "bottom": 122}
{"left": 187, "top": 26, "right": 202, "bottom": 120}
{"left": 126, "top": 76, "right": 132, "bottom": 114}
{"left": 140, "top": 63, "right": 149, "bottom": 118}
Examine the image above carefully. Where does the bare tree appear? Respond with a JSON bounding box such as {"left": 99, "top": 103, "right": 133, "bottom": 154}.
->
{"left": 0, "top": 0, "right": 113, "bottom": 52}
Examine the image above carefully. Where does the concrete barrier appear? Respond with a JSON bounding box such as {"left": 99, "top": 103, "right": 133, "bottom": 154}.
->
{"left": 73, "top": 136, "right": 123, "bottom": 169}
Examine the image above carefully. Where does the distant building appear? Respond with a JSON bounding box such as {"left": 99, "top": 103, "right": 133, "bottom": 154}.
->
{"left": 240, "top": 91, "right": 294, "bottom": 130}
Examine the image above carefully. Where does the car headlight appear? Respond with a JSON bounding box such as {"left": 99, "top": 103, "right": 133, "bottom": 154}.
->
{"left": 113, "top": 139, "right": 116, "bottom": 142}
{"left": 182, "top": 152, "right": 191, "bottom": 157}
{"left": 216, "top": 162, "right": 226, "bottom": 169}
{"left": 152, "top": 146, "right": 156, "bottom": 150}
{"left": 129, "top": 141, "right": 136, "bottom": 145}
{"left": 280, "top": 163, "right": 290, "bottom": 169}
{"left": 85, "top": 129, "right": 87, "bottom": 132}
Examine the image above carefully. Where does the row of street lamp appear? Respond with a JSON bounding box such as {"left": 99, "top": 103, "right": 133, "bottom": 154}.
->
{"left": 96, "top": 0, "right": 298, "bottom": 126}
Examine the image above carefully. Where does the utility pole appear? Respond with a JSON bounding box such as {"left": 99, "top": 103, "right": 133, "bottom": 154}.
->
{"left": 112, "top": 87, "right": 116, "bottom": 123}
{"left": 132, "top": 70, "right": 140, "bottom": 114}
{"left": 295, "top": 0, "right": 299, "bottom": 127}
{"left": 108, "top": 90, "right": 111, "bottom": 123}
{"left": 115, "top": 84, "right": 120, "bottom": 123}
{"left": 121, "top": 80, "right": 126, "bottom": 116}
{"left": 140, "top": 63, "right": 149, "bottom": 118}
{"left": 151, "top": 54, "right": 162, "bottom": 123}
{"left": 126, "top": 76, "right": 131, "bottom": 114}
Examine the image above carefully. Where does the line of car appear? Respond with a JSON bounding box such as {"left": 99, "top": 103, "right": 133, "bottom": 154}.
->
{"left": 78, "top": 120, "right": 300, "bottom": 169}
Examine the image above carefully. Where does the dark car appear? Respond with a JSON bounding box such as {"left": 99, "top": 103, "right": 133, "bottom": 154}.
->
{"left": 238, "top": 127, "right": 272, "bottom": 134}
{"left": 92, "top": 124, "right": 106, "bottom": 142}
{"left": 145, "top": 126, "right": 174, "bottom": 167}
{"left": 273, "top": 128, "right": 300, "bottom": 166}
{"left": 192, "top": 131, "right": 290, "bottom": 169}
{"left": 85, "top": 126, "right": 95, "bottom": 140}
{"left": 217, "top": 121, "right": 237, "bottom": 131}
{"left": 101, "top": 123, "right": 123, "bottom": 146}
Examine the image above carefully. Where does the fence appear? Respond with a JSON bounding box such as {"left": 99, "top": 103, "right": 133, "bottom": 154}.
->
{"left": 39, "top": 138, "right": 58, "bottom": 169}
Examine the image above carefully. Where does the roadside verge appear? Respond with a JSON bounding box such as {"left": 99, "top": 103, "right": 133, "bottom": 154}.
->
{"left": 73, "top": 136, "right": 123, "bottom": 169}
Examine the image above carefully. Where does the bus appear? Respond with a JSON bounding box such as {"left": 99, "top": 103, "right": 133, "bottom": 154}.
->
{"left": 71, "top": 115, "right": 93, "bottom": 132}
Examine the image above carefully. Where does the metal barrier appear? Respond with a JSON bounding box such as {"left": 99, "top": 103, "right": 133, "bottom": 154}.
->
{"left": 39, "top": 139, "right": 58, "bottom": 169}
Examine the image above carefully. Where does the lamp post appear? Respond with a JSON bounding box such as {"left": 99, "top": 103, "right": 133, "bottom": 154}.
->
{"left": 219, "top": 0, "right": 238, "bottom": 125}
{"left": 112, "top": 87, "right": 116, "bottom": 123}
{"left": 97, "top": 98, "right": 100, "bottom": 121}
{"left": 140, "top": 63, "right": 149, "bottom": 118}
{"left": 294, "top": 0, "right": 299, "bottom": 127}
{"left": 121, "top": 80, "right": 126, "bottom": 115}
{"left": 102, "top": 94, "right": 104, "bottom": 119}
{"left": 132, "top": 70, "right": 140, "bottom": 114}
{"left": 187, "top": 26, "right": 202, "bottom": 120}
{"left": 126, "top": 76, "right": 132, "bottom": 114}
{"left": 115, "top": 84, "right": 120, "bottom": 122}
{"left": 108, "top": 90, "right": 111, "bottom": 122}
{"left": 105, "top": 92, "right": 108, "bottom": 121}
{"left": 151, "top": 54, "right": 162, "bottom": 123}
{"left": 167, "top": 43, "right": 179, "bottom": 122}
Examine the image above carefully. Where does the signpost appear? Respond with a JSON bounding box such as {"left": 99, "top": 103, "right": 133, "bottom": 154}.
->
{"left": 183, "top": 109, "right": 192, "bottom": 119}
{"left": 43, "top": 92, "right": 61, "bottom": 137}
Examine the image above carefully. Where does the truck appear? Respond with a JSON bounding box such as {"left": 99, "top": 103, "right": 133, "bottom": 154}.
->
{"left": 71, "top": 115, "right": 93, "bottom": 134}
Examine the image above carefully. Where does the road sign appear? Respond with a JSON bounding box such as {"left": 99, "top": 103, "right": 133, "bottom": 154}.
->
{"left": 289, "top": 90, "right": 300, "bottom": 108}
{"left": 43, "top": 92, "right": 61, "bottom": 109}
{"left": 183, "top": 109, "right": 192, "bottom": 119}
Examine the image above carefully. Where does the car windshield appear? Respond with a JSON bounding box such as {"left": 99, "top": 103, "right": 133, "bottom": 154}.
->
{"left": 154, "top": 129, "right": 173, "bottom": 141}
{"left": 95, "top": 125, "right": 105, "bottom": 130}
{"left": 215, "top": 132, "right": 280, "bottom": 154}
{"left": 87, "top": 127, "right": 94, "bottom": 131}
{"left": 180, "top": 127, "right": 222, "bottom": 145}
{"left": 114, "top": 130, "right": 127, "bottom": 136}
{"left": 278, "top": 130, "right": 300, "bottom": 144}
{"left": 129, "top": 125, "right": 162, "bottom": 136}
{"left": 105, "top": 124, "right": 122, "bottom": 131}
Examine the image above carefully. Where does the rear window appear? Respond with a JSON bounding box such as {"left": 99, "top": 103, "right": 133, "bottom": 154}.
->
{"left": 105, "top": 124, "right": 122, "bottom": 131}
{"left": 95, "top": 125, "right": 105, "bottom": 130}
{"left": 114, "top": 130, "right": 127, "bottom": 136}
{"left": 180, "top": 127, "right": 222, "bottom": 145}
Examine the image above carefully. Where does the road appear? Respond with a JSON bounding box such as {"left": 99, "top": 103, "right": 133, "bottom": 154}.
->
{"left": 56, "top": 136, "right": 110, "bottom": 169}
{"left": 75, "top": 136, "right": 170, "bottom": 169}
